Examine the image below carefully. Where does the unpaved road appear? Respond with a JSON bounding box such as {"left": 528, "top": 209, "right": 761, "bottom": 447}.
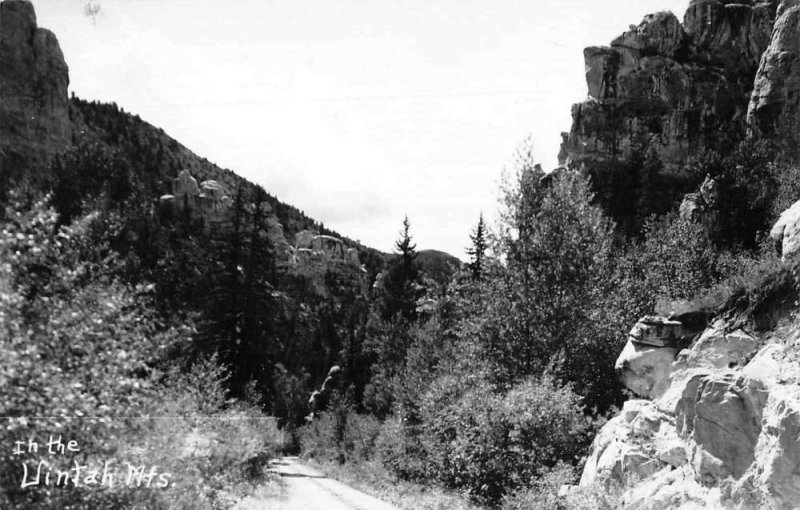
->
{"left": 235, "top": 457, "right": 401, "bottom": 510}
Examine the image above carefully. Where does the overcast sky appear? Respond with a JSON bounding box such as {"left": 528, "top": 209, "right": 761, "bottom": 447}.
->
{"left": 34, "top": 0, "right": 689, "bottom": 258}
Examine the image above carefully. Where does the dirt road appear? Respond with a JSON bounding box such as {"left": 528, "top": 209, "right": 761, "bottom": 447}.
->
{"left": 235, "top": 457, "right": 401, "bottom": 510}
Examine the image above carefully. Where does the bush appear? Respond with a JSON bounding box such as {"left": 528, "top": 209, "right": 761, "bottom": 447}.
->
{"left": 415, "top": 375, "right": 595, "bottom": 504}
{"left": 299, "top": 390, "right": 382, "bottom": 464}
{"left": 502, "top": 463, "right": 622, "bottom": 510}
{"left": 501, "top": 463, "right": 577, "bottom": 510}
{"left": 374, "top": 413, "right": 429, "bottom": 481}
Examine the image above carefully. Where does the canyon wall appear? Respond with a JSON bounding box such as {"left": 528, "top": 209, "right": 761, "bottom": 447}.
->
{"left": 0, "top": 0, "right": 70, "bottom": 185}
{"left": 562, "top": 1, "right": 780, "bottom": 175}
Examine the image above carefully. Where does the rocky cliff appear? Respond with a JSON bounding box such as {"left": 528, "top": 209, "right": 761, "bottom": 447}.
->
{"left": 748, "top": 1, "right": 800, "bottom": 142}
{"left": 0, "top": 0, "right": 70, "bottom": 187}
{"left": 562, "top": 0, "right": 780, "bottom": 177}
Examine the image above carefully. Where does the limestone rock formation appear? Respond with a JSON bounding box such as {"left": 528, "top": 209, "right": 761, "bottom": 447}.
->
{"left": 0, "top": 0, "right": 70, "bottom": 181}
{"left": 616, "top": 341, "right": 680, "bottom": 399}
{"left": 748, "top": 1, "right": 800, "bottom": 140}
{"left": 292, "top": 230, "right": 361, "bottom": 267}
{"left": 579, "top": 399, "right": 678, "bottom": 488}
{"left": 771, "top": 198, "right": 800, "bottom": 260}
{"left": 574, "top": 311, "right": 800, "bottom": 509}
{"left": 679, "top": 176, "right": 718, "bottom": 221}
{"left": 564, "top": 1, "right": 779, "bottom": 177}
{"left": 159, "top": 169, "right": 232, "bottom": 232}
{"left": 286, "top": 230, "right": 365, "bottom": 297}
{"left": 307, "top": 365, "right": 343, "bottom": 420}
{"left": 615, "top": 316, "right": 702, "bottom": 399}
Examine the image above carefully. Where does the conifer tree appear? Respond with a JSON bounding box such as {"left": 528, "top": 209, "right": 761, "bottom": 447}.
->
{"left": 380, "top": 216, "right": 420, "bottom": 321}
{"left": 467, "top": 213, "right": 487, "bottom": 280}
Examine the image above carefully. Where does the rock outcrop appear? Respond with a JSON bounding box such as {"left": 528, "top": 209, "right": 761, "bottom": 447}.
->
{"left": 159, "top": 170, "right": 232, "bottom": 232}
{"left": 616, "top": 316, "right": 704, "bottom": 399}
{"left": 156, "top": 175, "right": 365, "bottom": 294}
{"left": 0, "top": 0, "right": 70, "bottom": 182}
{"left": 747, "top": 1, "right": 800, "bottom": 140}
{"left": 679, "top": 175, "right": 718, "bottom": 221}
{"left": 563, "top": 1, "right": 779, "bottom": 176}
{"left": 292, "top": 230, "right": 361, "bottom": 268}
{"left": 575, "top": 312, "right": 800, "bottom": 509}
{"left": 771, "top": 198, "right": 800, "bottom": 260}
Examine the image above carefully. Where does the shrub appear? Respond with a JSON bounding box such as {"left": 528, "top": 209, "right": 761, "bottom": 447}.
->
{"left": 299, "top": 390, "right": 382, "bottom": 464}
{"left": 417, "top": 375, "right": 595, "bottom": 504}
{"left": 345, "top": 413, "right": 382, "bottom": 462}
{"left": 501, "top": 464, "right": 622, "bottom": 510}
{"left": 374, "top": 413, "right": 429, "bottom": 481}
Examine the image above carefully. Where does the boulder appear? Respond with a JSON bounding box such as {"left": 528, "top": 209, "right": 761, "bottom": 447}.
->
{"left": 173, "top": 169, "right": 201, "bottom": 199}
{"left": 770, "top": 198, "right": 800, "bottom": 261}
{"left": 616, "top": 340, "right": 678, "bottom": 399}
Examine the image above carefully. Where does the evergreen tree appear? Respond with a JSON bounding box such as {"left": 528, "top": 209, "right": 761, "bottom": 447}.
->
{"left": 380, "top": 216, "right": 420, "bottom": 321}
{"left": 198, "top": 185, "right": 278, "bottom": 404}
{"left": 466, "top": 213, "right": 487, "bottom": 280}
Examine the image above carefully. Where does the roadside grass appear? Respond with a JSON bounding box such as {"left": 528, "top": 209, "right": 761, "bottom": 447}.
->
{"left": 307, "top": 458, "right": 485, "bottom": 510}
{"left": 230, "top": 471, "right": 284, "bottom": 510}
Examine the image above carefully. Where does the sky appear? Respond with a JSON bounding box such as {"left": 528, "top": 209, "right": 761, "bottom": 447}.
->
{"left": 33, "top": 0, "right": 690, "bottom": 258}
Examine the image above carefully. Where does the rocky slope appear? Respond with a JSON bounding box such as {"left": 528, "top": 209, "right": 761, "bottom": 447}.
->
{"left": 562, "top": 0, "right": 783, "bottom": 179}
{"left": 0, "top": 0, "right": 70, "bottom": 189}
{"left": 569, "top": 205, "right": 800, "bottom": 509}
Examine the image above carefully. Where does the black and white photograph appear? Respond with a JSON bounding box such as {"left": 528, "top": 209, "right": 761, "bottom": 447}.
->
{"left": 4, "top": 0, "right": 800, "bottom": 508}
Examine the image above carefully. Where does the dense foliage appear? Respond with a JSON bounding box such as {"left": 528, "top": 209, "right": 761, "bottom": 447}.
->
{"left": 0, "top": 195, "right": 280, "bottom": 509}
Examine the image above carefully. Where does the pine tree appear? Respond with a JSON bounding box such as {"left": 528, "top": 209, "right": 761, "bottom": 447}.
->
{"left": 198, "top": 185, "right": 278, "bottom": 403}
{"left": 466, "top": 213, "right": 487, "bottom": 280}
{"left": 379, "top": 216, "right": 420, "bottom": 321}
